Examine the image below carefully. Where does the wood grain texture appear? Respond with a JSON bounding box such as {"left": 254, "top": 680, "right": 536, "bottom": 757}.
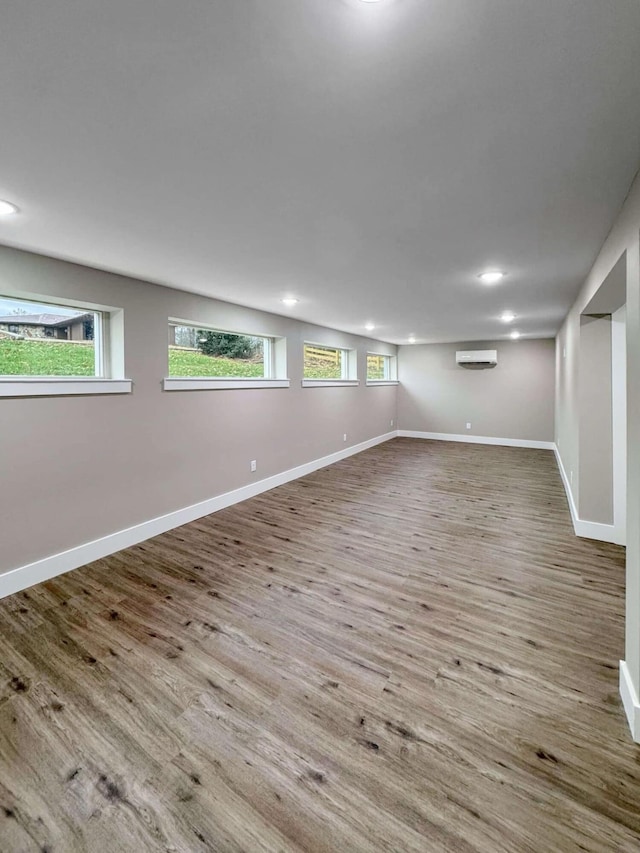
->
{"left": 0, "top": 438, "right": 635, "bottom": 852}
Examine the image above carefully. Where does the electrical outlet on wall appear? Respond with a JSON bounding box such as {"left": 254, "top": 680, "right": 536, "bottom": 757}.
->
{"left": 343, "top": 434, "right": 347, "bottom": 442}
{"left": 250, "top": 460, "right": 257, "bottom": 473}
{"left": 466, "top": 422, "right": 471, "bottom": 430}
{"left": 390, "top": 419, "right": 394, "bottom": 427}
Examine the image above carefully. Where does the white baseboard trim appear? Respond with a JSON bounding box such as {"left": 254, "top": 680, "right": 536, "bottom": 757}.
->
{"left": 553, "top": 445, "right": 625, "bottom": 545}
{"left": 620, "top": 660, "right": 640, "bottom": 742}
{"left": 397, "top": 430, "right": 555, "bottom": 450}
{"left": 0, "top": 430, "right": 398, "bottom": 600}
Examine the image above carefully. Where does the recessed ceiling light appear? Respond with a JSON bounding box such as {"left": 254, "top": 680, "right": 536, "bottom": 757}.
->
{"left": 365, "top": 323, "right": 375, "bottom": 331}
{"left": 281, "top": 297, "right": 299, "bottom": 307}
{"left": 408, "top": 335, "right": 416, "bottom": 344}
{"left": 510, "top": 330, "right": 521, "bottom": 339}
{"left": 0, "top": 200, "right": 19, "bottom": 216}
{"left": 478, "top": 270, "right": 505, "bottom": 284}
{"left": 500, "top": 311, "right": 516, "bottom": 323}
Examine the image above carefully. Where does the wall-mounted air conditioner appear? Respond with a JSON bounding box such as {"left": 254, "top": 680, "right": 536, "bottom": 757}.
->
{"left": 455, "top": 349, "right": 498, "bottom": 369}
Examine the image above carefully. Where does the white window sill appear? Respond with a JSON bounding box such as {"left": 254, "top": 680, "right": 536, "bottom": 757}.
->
{"left": 366, "top": 380, "right": 399, "bottom": 386}
{"left": 163, "top": 377, "right": 290, "bottom": 391}
{"left": 301, "top": 379, "right": 360, "bottom": 388}
{"left": 0, "top": 378, "right": 133, "bottom": 398}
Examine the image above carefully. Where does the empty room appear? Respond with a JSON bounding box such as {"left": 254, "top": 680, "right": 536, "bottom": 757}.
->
{"left": 1, "top": 1, "right": 640, "bottom": 851}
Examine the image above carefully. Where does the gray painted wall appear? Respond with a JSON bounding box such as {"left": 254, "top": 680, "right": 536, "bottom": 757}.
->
{"left": 0, "top": 246, "right": 397, "bottom": 574}
{"left": 555, "top": 168, "right": 640, "bottom": 733}
{"left": 397, "top": 339, "right": 555, "bottom": 441}
{"left": 557, "top": 256, "right": 627, "bottom": 529}
{"left": 578, "top": 315, "right": 613, "bottom": 523}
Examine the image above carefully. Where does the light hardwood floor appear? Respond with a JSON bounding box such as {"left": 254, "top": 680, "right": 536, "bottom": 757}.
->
{"left": 0, "top": 438, "right": 636, "bottom": 852}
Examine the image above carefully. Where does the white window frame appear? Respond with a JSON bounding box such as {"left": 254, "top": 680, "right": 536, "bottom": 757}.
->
{"left": 164, "top": 320, "right": 289, "bottom": 391}
{"left": 0, "top": 293, "right": 131, "bottom": 398}
{"left": 366, "top": 352, "right": 399, "bottom": 385}
{"left": 302, "top": 342, "right": 359, "bottom": 388}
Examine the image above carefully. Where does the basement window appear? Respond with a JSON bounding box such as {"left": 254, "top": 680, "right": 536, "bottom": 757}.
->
{"left": 0, "top": 293, "right": 130, "bottom": 397}
{"left": 302, "top": 342, "right": 358, "bottom": 387}
{"left": 164, "top": 322, "right": 289, "bottom": 391}
{"left": 366, "top": 353, "right": 398, "bottom": 384}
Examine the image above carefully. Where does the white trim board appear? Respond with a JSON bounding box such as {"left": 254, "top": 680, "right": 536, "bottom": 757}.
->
{"left": 301, "top": 379, "right": 359, "bottom": 388}
{"left": 553, "top": 445, "right": 625, "bottom": 545}
{"left": 397, "top": 430, "right": 555, "bottom": 450}
{"left": 0, "top": 377, "right": 132, "bottom": 397}
{"left": 163, "top": 377, "right": 290, "bottom": 391}
{"left": 0, "top": 430, "right": 397, "bottom": 600}
{"left": 620, "top": 660, "right": 640, "bottom": 742}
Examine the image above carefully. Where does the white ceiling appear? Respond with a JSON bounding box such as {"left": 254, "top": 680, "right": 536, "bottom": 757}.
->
{"left": 1, "top": 0, "right": 639, "bottom": 344}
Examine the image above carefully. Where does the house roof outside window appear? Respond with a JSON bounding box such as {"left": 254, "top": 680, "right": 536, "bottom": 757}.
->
{"left": 0, "top": 312, "right": 90, "bottom": 327}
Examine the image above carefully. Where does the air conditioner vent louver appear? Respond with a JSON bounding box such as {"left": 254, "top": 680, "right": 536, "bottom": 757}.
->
{"left": 456, "top": 349, "right": 497, "bottom": 369}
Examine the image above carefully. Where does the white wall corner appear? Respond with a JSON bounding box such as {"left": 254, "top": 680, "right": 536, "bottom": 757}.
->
{"left": 553, "top": 444, "right": 625, "bottom": 545}
{"left": 620, "top": 660, "right": 640, "bottom": 742}
{"left": 0, "top": 430, "right": 399, "bottom": 600}
{"left": 554, "top": 443, "right": 579, "bottom": 530}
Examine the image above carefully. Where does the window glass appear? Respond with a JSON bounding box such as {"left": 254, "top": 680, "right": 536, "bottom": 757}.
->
{"left": 367, "top": 353, "right": 388, "bottom": 380}
{"left": 303, "top": 344, "right": 347, "bottom": 380}
{"left": 168, "top": 324, "right": 269, "bottom": 378}
{"left": 0, "top": 295, "right": 100, "bottom": 376}
{"left": 367, "top": 352, "right": 397, "bottom": 381}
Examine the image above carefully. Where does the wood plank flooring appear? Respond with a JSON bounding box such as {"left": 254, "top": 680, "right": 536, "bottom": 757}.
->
{"left": 0, "top": 438, "right": 636, "bottom": 852}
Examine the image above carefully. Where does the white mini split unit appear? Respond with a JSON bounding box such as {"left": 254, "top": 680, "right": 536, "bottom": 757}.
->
{"left": 455, "top": 349, "right": 498, "bottom": 369}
